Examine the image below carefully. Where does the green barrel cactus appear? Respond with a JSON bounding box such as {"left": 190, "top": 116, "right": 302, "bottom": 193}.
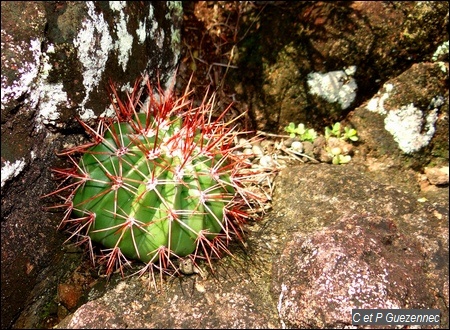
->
{"left": 47, "top": 78, "right": 266, "bottom": 281}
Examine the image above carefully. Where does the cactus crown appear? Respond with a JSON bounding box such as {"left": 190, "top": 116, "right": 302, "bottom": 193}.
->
{"left": 47, "top": 77, "right": 267, "bottom": 285}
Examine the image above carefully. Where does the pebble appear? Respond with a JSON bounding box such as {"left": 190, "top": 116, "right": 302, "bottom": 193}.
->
{"left": 252, "top": 144, "right": 264, "bottom": 156}
{"left": 291, "top": 141, "right": 303, "bottom": 152}
{"left": 260, "top": 139, "right": 274, "bottom": 149}
{"left": 424, "top": 166, "right": 449, "bottom": 185}
{"left": 302, "top": 141, "right": 314, "bottom": 156}
{"left": 58, "top": 283, "right": 82, "bottom": 311}
{"left": 243, "top": 148, "right": 255, "bottom": 158}
{"left": 259, "top": 155, "right": 275, "bottom": 168}
{"left": 238, "top": 138, "right": 252, "bottom": 149}
{"left": 179, "top": 258, "right": 195, "bottom": 275}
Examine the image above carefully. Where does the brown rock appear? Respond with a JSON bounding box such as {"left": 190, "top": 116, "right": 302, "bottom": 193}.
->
{"left": 424, "top": 166, "right": 449, "bottom": 185}
{"left": 273, "top": 214, "right": 435, "bottom": 328}
{"left": 58, "top": 283, "right": 82, "bottom": 311}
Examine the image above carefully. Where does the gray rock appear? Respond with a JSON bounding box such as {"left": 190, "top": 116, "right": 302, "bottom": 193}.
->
{"left": 1, "top": 2, "right": 182, "bottom": 328}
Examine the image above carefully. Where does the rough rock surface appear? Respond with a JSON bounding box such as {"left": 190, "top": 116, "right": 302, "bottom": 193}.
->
{"left": 349, "top": 62, "right": 448, "bottom": 170}
{"left": 1, "top": 2, "right": 182, "bottom": 328}
{"left": 55, "top": 267, "right": 280, "bottom": 329}
{"left": 228, "top": 2, "right": 448, "bottom": 131}
{"left": 274, "top": 214, "right": 437, "bottom": 328}
{"left": 270, "top": 164, "right": 448, "bottom": 329}
{"left": 47, "top": 163, "right": 448, "bottom": 329}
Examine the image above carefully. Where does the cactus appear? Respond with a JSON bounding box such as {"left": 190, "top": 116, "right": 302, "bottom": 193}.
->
{"left": 46, "top": 77, "right": 267, "bottom": 284}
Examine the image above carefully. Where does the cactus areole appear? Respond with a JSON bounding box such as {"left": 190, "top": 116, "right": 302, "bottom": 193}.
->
{"left": 49, "top": 77, "right": 264, "bottom": 278}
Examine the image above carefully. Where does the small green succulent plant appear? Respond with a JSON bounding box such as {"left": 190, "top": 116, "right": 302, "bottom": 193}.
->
{"left": 324, "top": 122, "right": 358, "bottom": 142}
{"left": 47, "top": 77, "right": 267, "bottom": 285}
{"left": 284, "top": 121, "right": 358, "bottom": 165}
{"left": 327, "top": 147, "right": 352, "bottom": 165}
{"left": 284, "top": 122, "right": 317, "bottom": 142}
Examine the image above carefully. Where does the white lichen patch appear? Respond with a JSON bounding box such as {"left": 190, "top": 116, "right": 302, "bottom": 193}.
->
{"left": 384, "top": 103, "right": 438, "bottom": 154}
{"left": 109, "top": 1, "right": 134, "bottom": 71}
{"left": 432, "top": 40, "right": 449, "bottom": 61}
{"left": 367, "top": 84, "right": 441, "bottom": 153}
{"left": 307, "top": 66, "right": 358, "bottom": 110}
{"left": 1, "top": 150, "right": 38, "bottom": 188}
{"left": 161, "top": 70, "right": 177, "bottom": 96}
{"left": 74, "top": 1, "right": 113, "bottom": 116}
{"left": 1, "top": 158, "right": 26, "bottom": 188}
{"left": 34, "top": 82, "right": 68, "bottom": 127}
{"left": 78, "top": 108, "right": 96, "bottom": 121}
{"left": 1, "top": 34, "right": 70, "bottom": 131}
{"left": 344, "top": 65, "right": 357, "bottom": 76}
{"left": 432, "top": 40, "right": 449, "bottom": 73}
{"left": 148, "top": 5, "right": 164, "bottom": 49}
{"left": 99, "top": 104, "right": 116, "bottom": 118}
{"left": 136, "top": 19, "right": 147, "bottom": 44}
{"left": 108, "top": 1, "right": 126, "bottom": 12}
{"left": 1, "top": 35, "right": 40, "bottom": 111}
{"left": 120, "top": 82, "right": 132, "bottom": 93}
{"left": 277, "top": 283, "right": 288, "bottom": 329}
{"left": 31, "top": 41, "right": 71, "bottom": 130}
{"left": 366, "top": 83, "right": 394, "bottom": 115}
